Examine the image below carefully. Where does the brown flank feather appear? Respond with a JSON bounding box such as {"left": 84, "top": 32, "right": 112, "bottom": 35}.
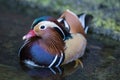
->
{"left": 59, "top": 10, "right": 86, "bottom": 37}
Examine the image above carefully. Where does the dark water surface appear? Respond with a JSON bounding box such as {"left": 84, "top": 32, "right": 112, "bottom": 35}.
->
{"left": 0, "top": 1, "right": 120, "bottom": 80}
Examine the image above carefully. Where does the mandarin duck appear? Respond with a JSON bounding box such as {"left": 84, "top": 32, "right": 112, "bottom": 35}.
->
{"left": 19, "top": 10, "right": 93, "bottom": 68}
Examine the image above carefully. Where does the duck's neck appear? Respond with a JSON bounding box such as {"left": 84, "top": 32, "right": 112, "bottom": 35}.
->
{"left": 27, "top": 32, "right": 65, "bottom": 56}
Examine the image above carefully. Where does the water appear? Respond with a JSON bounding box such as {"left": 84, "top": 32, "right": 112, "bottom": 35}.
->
{"left": 0, "top": 1, "right": 120, "bottom": 80}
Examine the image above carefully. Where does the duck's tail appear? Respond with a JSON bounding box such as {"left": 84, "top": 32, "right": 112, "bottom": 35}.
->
{"left": 77, "top": 13, "right": 93, "bottom": 34}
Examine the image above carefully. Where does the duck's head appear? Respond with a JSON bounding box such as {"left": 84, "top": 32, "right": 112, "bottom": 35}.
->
{"left": 23, "top": 16, "right": 70, "bottom": 41}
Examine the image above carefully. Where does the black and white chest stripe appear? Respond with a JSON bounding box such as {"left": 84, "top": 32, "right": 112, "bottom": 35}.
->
{"left": 24, "top": 52, "right": 64, "bottom": 68}
{"left": 57, "top": 18, "right": 70, "bottom": 32}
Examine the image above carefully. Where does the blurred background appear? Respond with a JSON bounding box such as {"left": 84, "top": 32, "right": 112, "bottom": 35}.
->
{"left": 0, "top": 0, "right": 120, "bottom": 80}
{"left": 1, "top": 0, "right": 120, "bottom": 40}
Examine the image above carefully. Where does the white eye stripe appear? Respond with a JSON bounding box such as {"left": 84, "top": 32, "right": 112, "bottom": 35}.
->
{"left": 37, "top": 21, "right": 65, "bottom": 40}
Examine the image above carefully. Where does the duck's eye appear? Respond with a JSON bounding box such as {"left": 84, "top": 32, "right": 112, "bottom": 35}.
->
{"left": 40, "top": 25, "right": 46, "bottom": 30}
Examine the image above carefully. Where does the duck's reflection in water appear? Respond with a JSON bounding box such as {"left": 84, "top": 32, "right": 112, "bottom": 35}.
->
{"left": 20, "top": 61, "right": 82, "bottom": 80}
{"left": 20, "top": 63, "right": 62, "bottom": 80}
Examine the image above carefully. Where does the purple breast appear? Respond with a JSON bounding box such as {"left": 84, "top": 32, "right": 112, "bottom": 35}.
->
{"left": 18, "top": 41, "right": 64, "bottom": 68}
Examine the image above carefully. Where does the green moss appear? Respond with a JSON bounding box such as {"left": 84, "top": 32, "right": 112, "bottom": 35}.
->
{"left": 38, "top": 0, "right": 50, "bottom": 6}
{"left": 18, "top": 0, "right": 120, "bottom": 40}
{"left": 94, "top": 18, "right": 120, "bottom": 32}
